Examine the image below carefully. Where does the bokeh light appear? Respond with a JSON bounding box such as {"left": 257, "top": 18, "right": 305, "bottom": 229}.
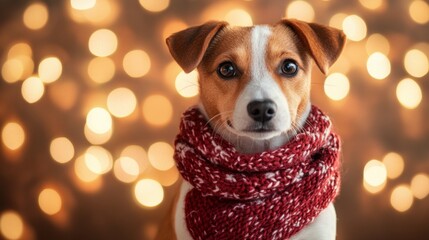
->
{"left": 342, "top": 15, "right": 367, "bottom": 41}
{"left": 21, "top": 76, "right": 45, "bottom": 104}
{"left": 38, "top": 188, "right": 62, "bottom": 215}
{"left": 122, "top": 50, "right": 151, "bottom": 78}
{"left": 359, "top": 0, "right": 384, "bottom": 10}
{"left": 324, "top": 73, "right": 350, "bottom": 101}
{"left": 84, "top": 146, "right": 113, "bottom": 174}
{"left": 409, "top": 0, "right": 429, "bottom": 24}
{"left": 0, "top": 211, "right": 24, "bottom": 240}
{"left": 71, "top": 0, "right": 97, "bottom": 10}
{"left": 285, "top": 0, "right": 315, "bottom": 22}
{"left": 23, "top": 2, "right": 49, "bottom": 30}
{"left": 329, "top": 13, "right": 347, "bottom": 29}
{"left": 367, "top": 52, "right": 391, "bottom": 80}
{"left": 139, "top": 0, "right": 170, "bottom": 12}
{"left": 88, "top": 29, "right": 118, "bottom": 57}
{"left": 107, "top": 88, "right": 137, "bottom": 118}
{"left": 224, "top": 9, "right": 253, "bottom": 27}
{"left": 390, "top": 185, "right": 414, "bottom": 212}
{"left": 87, "top": 57, "right": 116, "bottom": 84}
{"left": 50, "top": 137, "right": 75, "bottom": 164}
{"left": 396, "top": 78, "right": 422, "bottom": 109}
{"left": 1, "top": 122, "right": 25, "bottom": 151}
{"left": 134, "top": 179, "right": 164, "bottom": 207}
{"left": 2, "top": 59, "right": 24, "bottom": 83}
{"left": 84, "top": 124, "right": 112, "bottom": 145}
{"left": 148, "top": 142, "right": 175, "bottom": 171}
{"left": 382, "top": 152, "right": 404, "bottom": 179}
{"left": 142, "top": 94, "right": 173, "bottom": 127}
{"left": 410, "top": 173, "right": 429, "bottom": 199}
{"left": 113, "top": 157, "right": 140, "bottom": 183}
{"left": 67, "top": 0, "right": 119, "bottom": 26}
{"left": 404, "top": 49, "right": 428, "bottom": 78}
{"left": 121, "top": 145, "right": 149, "bottom": 172}
{"left": 86, "top": 107, "right": 113, "bottom": 134}
{"left": 365, "top": 34, "right": 390, "bottom": 55}
{"left": 175, "top": 70, "right": 199, "bottom": 98}
{"left": 363, "top": 159, "right": 387, "bottom": 193}
{"left": 7, "top": 42, "right": 32, "bottom": 58}
{"left": 38, "top": 57, "right": 63, "bottom": 83}
{"left": 74, "top": 154, "right": 101, "bottom": 183}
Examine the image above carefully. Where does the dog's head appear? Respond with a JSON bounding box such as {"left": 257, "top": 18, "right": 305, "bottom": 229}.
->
{"left": 166, "top": 19, "right": 345, "bottom": 147}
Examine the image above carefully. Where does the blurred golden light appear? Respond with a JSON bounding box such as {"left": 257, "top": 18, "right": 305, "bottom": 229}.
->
{"left": 367, "top": 52, "right": 391, "bottom": 80}
{"left": 107, "top": 88, "right": 137, "bottom": 118}
{"left": 49, "top": 79, "right": 79, "bottom": 111}
{"left": 38, "top": 188, "right": 62, "bottom": 215}
{"left": 71, "top": 0, "right": 96, "bottom": 10}
{"left": 67, "top": 0, "right": 119, "bottom": 26}
{"left": 409, "top": 0, "right": 429, "bottom": 24}
{"left": 359, "top": 0, "right": 383, "bottom": 10}
{"left": 148, "top": 142, "right": 175, "bottom": 171}
{"left": 50, "top": 137, "right": 75, "bottom": 164}
{"left": 342, "top": 15, "right": 367, "bottom": 41}
{"left": 404, "top": 49, "right": 428, "bottom": 78}
{"left": 113, "top": 157, "right": 140, "bottom": 183}
{"left": 122, "top": 50, "right": 151, "bottom": 78}
{"left": 0, "top": 211, "right": 24, "bottom": 240}
{"left": 121, "top": 145, "right": 149, "bottom": 172}
{"left": 382, "top": 152, "right": 404, "bottom": 179}
{"left": 363, "top": 159, "right": 387, "bottom": 193}
{"left": 142, "top": 94, "right": 173, "bottom": 127}
{"left": 1, "top": 122, "right": 25, "bottom": 151}
{"left": 134, "top": 179, "right": 164, "bottom": 207}
{"left": 7, "top": 42, "right": 32, "bottom": 58}
{"left": 139, "top": 0, "right": 170, "bottom": 12}
{"left": 21, "top": 76, "right": 45, "bottom": 104}
{"left": 324, "top": 73, "right": 350, "bottom": 101}
{"left": 87, "top": 57, "right": 115, "bottom": 84}
{"left": 390, "top": 185, "right": 414, "bottom": 212}
{"left": 158, "top": 167, "right": 180, "bottom": 187}
{"left": 285, "top": 0, "right": 315, "bottom": 22}
{"left": 84, "top": 146, "right": 113, "bottom": 174}
{"left": 396, "top": 78, "right": 422, "bottom": 109}
{"left": 74, "top": 154, "right": 101, "bottom": 182}
{"left": 88, "top": 29, "right": 118, "bottom": 57}
{"left": 365, "top": 33, "right": 390, "bottom": 55}
{"left": 162, "top": 19, "right": 187, "bottom": 42}
{"left": 175, "top": 70, "right": 199, "bottom": 98}
{"left": 86, "top": 107, "right": 113, "bottom": 134}
{"left": 2, "top": 59, "right": 24, "bottom": 83}
{"left": 38, "top": 57, "right": 63, "bottom": 83}
{"left": 23, "top": 2, "right": 49, "bottom": 30}
{"left": 329, "top": 13, "right": 347, "bottom": 29}
{"left": 84, "top": 124, "right": 112, "bottom": 145}
{"left": 411, "top": 173, "right": 429, "bottom": 199}
{"left": 224, "top": 9, "right": 253, "bottom": 27}
{"left": 164, "top": 61, "right": 182, "bottom": 90}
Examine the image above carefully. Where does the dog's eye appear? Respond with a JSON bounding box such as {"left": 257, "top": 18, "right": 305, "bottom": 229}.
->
{"left": 280, "top": 59, "right": 298, "bottom": 77}
{"left": 217, "top": 61, "right": 237, "bottom": 79}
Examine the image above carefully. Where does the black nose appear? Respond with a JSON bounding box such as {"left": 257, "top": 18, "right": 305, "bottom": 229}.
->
{"left": 247, "top": 100, "right": 277, "bottom": 122}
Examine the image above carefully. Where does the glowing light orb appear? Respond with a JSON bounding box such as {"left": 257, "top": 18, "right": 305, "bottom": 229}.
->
{"left": 148, "top": 142, "right": 175, "bottom": 171}
{"left": 38, "top": 188, "right": 62, "bottom": 215}
{"left": 50, "top": 137, "right": 75, "bottom": 164}
{"left": 139, "top": 0, "right": 170, "bottom": 12}
{"left": 84, "top": 146, "right": 113, "bottom": 174}
{"left": 382, "top": 152, "right": 404, "bottom": 179}
{"left": 404, "top": 49, "right": 428, "bottom": 78}
{"left": 342, "top": 15, "right": 367, "bottom": 41}
{"left": 0, "top": 211, "right": 24, "bottom": 240}
{"left": 134, "top": 179, "right": 164, "bottom": 207}
{"left": 329, "top": 13, "right": 347, "bottom": 29}
{"left": 365, "top": 34, "right": 390, "bottom": 55}
{"left": 324, "top": 73, "right": 350, "bottom": 101}
{"left": 396, "top": 78, "right": 422, "bottom": 109}
{"left": 7, "top": 42, "right": 32, "bottom": 58}
{"left": 87, "top": 57, "right": 115, "bottom": 84}
{"left": 411, "top": 173, "right": 429, "bottom": 199}
{"left": 107, "top": 88, "right": 137, "bottom": 118}
{"left": 84, "top": 124, "right": 112, "bottom": 145}
{"left": 21, "top": 76, "right": 44, "bottom": 104}
{"left": 224, "top": 9, "right": 253, "bottom": 26}
{"left": 409, "top": 0, "right": 429, "bottom": 24}
{"left": 74, "top": 154, "right": 100, "bottom": 183}
{"left": 23, "top": 2, "right": 49, "bottom": 30}
{"left": 114, "top": 157, "right": 140, "bottom": 183}
{"left": 71, "top": 0, "right": 96, "bottom": 10}
{"left": 359, "top": 0, "right": 384, "bottom": 10}
{"left": 142, "top": 95, "right": 173, "bottom": 127}
{"left": 175, "top": 70, "right": 199, "bottom": 98}
{"left": 367, "top": 52, "right": 391, "bottom": 80}
{"left": 123, "top": 50, "right": 151, "bottom": 78}
{"left": 88, "top": 29, "right": 118, "bottom": 57}
{"left": 86, "top": 107, "right": 112, "bottom": 134}
{"left": 390, "top": 185, "right": 414, "bottom": 212}
{"left": 363, "top": 159, "right": 387, "bottom": 193}
{"left": 38, "top": 57, "right": 62, "bottom": 83}
{"left": 1, "top": 59, "right": 24, "bottom": 83}
{"left": 286, "top": 0, "right": 315, "bottom": 22}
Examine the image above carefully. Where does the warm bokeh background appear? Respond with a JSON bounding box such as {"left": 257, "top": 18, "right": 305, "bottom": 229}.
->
{"left": 0, "top": 0, "right": 428, "bottom": 239}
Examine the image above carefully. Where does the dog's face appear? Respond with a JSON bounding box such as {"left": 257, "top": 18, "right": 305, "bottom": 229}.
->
{"left": 167, "top": 19, "right": 345, "bottom": 141}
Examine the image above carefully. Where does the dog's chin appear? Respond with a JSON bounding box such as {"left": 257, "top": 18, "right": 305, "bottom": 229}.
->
{"left": 226, "top": 120, "right": 285, "bottom": 140}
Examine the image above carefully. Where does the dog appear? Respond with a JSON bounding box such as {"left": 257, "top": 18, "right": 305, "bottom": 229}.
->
{"left": 157, "top": 18, "right": 345, "bottom": 240}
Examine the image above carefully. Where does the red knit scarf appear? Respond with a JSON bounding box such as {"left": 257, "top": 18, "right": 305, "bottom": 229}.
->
{"left": 174, "top": 105, "right": 341, "bottom": 240}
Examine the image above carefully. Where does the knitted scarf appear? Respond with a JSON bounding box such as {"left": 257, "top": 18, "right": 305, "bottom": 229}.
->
{"left": 174, "top": 105, "right": 341, "bottom": 240}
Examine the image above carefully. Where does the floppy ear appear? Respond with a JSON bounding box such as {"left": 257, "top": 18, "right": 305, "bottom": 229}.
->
{"left": 166, "top": 21, "right": 228, "bottom": 73}
{"left": 279, "top": 19, "right": 346, "bottom": 74}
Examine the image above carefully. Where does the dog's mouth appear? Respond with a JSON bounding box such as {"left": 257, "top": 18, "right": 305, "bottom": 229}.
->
{"left": 227, "top": 119, "right": 278, "bottom": 135}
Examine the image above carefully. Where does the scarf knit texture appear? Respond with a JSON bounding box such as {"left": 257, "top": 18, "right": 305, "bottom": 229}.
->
{"left": 174, "top": 105, "right": 341, "bottom": 240}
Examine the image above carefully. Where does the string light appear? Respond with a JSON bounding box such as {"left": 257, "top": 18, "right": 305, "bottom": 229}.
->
{"left": 1, "top": 122, "right": 25, "bottom": 151}
{"left": 107, "top": 88, "right": 137, "bottom": 118}
{"left": 342, "top": 15, "right": 367, "bottom": 41}
{"left": 84, "top": 146, "right": 113, "bottom": 175}
{"left": 113, "top": 157, "right": 140, "bottom": 183}
{"left": 139, "top": 0, "right": 170, "bottom": 12}
{"left": 367, "top": 52, "right": 391, "bottom": 80}
{"left": 122, "top": 50, "right": 151, "bottom": 78}
{"left": 224, "top": 9, "right": 253, "bottom": 26}
{"left": 23, "top": 2, "right": 49, "bottom": 30}
{"left": 21, "top": 76, "right": 45, "bottom": 104}
{"left": 50, "top": 137, "right": 75, "bottom": 164}
{"left": 38, "top": 57, "right": 63, "bottom": 84}
{"left": 0, "top": 211, "right": 24, "bottom": 240}
{"left": 409, "top": 0, "right": 429, "bottom": 24}
{"left": 88, "top": 29, "right": 118, "bottom": 57}
{"left": 286, "top": 0, "right": 315, "bottom": 22}
{"left": 134, "top": 179, "right": 164, "bottom": 207}
{"left": 142, "top": 94, "right": 173, "bottom": 127}
{"left": 38, "top": 188, "right": 62, "bottom": 215}
{"left": 365, "top": 34, "right": 390, "bottom": 55}
{"left": 175, "top": 70, "right": 199, "bottom": 98}
{"left": 324, "top": 73, "right": 350, "bottom": 101}
{"left": 404, "top": 49, "right": 428, "bottom": 78}
{"left": 396, "top": 78, "right": 422, "bottom": 109}
{"left": 382, "top": 152, "right": 404, "bottom": 180}
{"left": 363, "top": 159, "right": 387, "bottom": 194}
{"left": 71, "top": 0, "right": 97, "bottom": 10}
{"left": 410, "top": 174, "right": 429, "bottom": 199}
{"left": 390, "top": 185, "right": 414, "bottom": 212}
{"left": 87, "top": 57, "right": 116, "bottom": 84}
{"left": 147, "top": 142, "right": 175, "bottom": 171}
{"left": 358, "top": 0, "right": 384, "bottom": 10}
{"left": 85, "top": 107, "right": 113, "bottom": 134}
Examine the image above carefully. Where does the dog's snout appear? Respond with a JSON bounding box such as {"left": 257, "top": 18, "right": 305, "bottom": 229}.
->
{"left": 247, "top": 100, "right": 277, "bottom": 123}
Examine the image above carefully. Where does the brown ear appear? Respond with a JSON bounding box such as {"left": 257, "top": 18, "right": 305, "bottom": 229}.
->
{"left": 166, "top": 21, "right": 228, "bottom": 73}
{"left": 279, "top": 19, "right": 346, "bottom": 74}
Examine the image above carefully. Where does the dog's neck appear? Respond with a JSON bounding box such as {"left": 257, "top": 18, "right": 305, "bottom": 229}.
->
{"left": 198, "top": 103, "right": 311, "bottom": 154}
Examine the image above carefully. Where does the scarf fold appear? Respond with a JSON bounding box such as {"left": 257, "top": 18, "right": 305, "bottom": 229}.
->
{"left": 174, "top": 105, "right": 341, "bottom": 240}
